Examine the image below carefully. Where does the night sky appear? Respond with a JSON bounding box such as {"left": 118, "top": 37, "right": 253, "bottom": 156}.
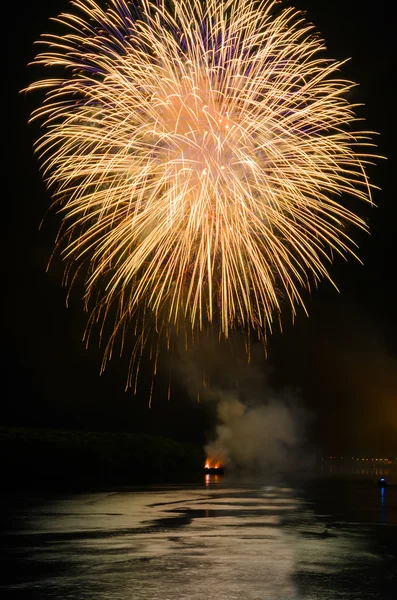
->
{"left": 4, "top": 0, "right": 396, "bottom": 454}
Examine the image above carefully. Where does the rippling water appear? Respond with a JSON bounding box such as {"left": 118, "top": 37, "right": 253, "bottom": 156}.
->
{"left": 1, "top": 472, "right": 396, "bottom": 599}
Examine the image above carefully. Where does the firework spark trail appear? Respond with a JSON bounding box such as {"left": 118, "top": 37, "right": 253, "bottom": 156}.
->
{"left": 28, "top": 0, "right": 379, "bottom": 388}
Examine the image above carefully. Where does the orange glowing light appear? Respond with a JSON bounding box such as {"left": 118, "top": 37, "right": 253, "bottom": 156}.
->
{"left": 204, "top": 458, "right": 224, "bottom": 472}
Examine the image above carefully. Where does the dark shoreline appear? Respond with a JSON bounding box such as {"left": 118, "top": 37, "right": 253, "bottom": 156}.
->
{"left": 1, "top": 426, "right": 205, "bottom": 491}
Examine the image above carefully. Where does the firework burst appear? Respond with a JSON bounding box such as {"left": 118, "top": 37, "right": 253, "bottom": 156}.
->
{"left": 28, "top": 0, "right": 378, "bottom": 388}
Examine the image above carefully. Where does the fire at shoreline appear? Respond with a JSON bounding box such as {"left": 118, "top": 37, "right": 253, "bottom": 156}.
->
{"left": 204, "top": 460, "right": 225, "bottom": 475}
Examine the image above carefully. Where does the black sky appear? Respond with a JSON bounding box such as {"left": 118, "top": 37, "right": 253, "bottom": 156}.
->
{"left": 4, "top": 0, "right": 396, "bottom": 454}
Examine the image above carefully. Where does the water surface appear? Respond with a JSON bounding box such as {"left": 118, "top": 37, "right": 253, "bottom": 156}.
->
{"left": 1, "top": 473, "right": 396, "bottom": 599}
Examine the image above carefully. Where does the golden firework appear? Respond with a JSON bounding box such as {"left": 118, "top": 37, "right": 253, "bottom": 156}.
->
{"left": 27, "top": 0, "right": 378, "bottom": 388}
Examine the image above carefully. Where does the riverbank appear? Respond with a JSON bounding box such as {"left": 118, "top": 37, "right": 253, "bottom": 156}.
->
{"left": 1, "top": 427, "right": 205, "bottom": 489}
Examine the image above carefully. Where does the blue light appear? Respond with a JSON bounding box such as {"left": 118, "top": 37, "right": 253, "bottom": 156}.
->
{"left": 380, "top": 485, "right": 385, "bottom": 522}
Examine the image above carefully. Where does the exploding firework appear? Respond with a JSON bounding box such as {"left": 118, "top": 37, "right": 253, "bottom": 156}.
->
{"left": 28, "top": 0, "right": 378, "bottom": 388}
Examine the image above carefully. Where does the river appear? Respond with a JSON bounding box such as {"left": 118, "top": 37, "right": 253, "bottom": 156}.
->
{"left": 1, "top": 471, "right": 396, "bottom": 599}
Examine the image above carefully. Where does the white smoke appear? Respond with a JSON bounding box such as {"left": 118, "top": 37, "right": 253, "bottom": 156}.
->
{"left": 206, "top": 393, "right": 307, "bottom": 472}
{"left": 173, "top": 332, "right": 310, "bottom": 473}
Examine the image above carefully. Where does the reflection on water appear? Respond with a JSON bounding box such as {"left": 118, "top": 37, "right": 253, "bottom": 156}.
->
{"left": 1, "top": 474, "right": 396, "bottom": 599}
{"left": 322, "top": 464, "right": 394, "bottom": 479}
{"left": 380, "top": 486, "right": 385, "bottom": 523}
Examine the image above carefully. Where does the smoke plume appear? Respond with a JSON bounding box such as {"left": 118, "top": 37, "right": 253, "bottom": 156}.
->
{"left": 174, "top": 332, "right": 310, "bottom": 473}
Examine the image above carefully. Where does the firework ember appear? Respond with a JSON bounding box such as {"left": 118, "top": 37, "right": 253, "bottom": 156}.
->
{"left": 27, "top": 0, "right": 378, "bottom": 387}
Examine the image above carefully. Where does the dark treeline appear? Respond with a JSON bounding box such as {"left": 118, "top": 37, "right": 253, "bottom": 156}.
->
{"left": 1, "top": 427, "right": 205, "bottom": 489}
